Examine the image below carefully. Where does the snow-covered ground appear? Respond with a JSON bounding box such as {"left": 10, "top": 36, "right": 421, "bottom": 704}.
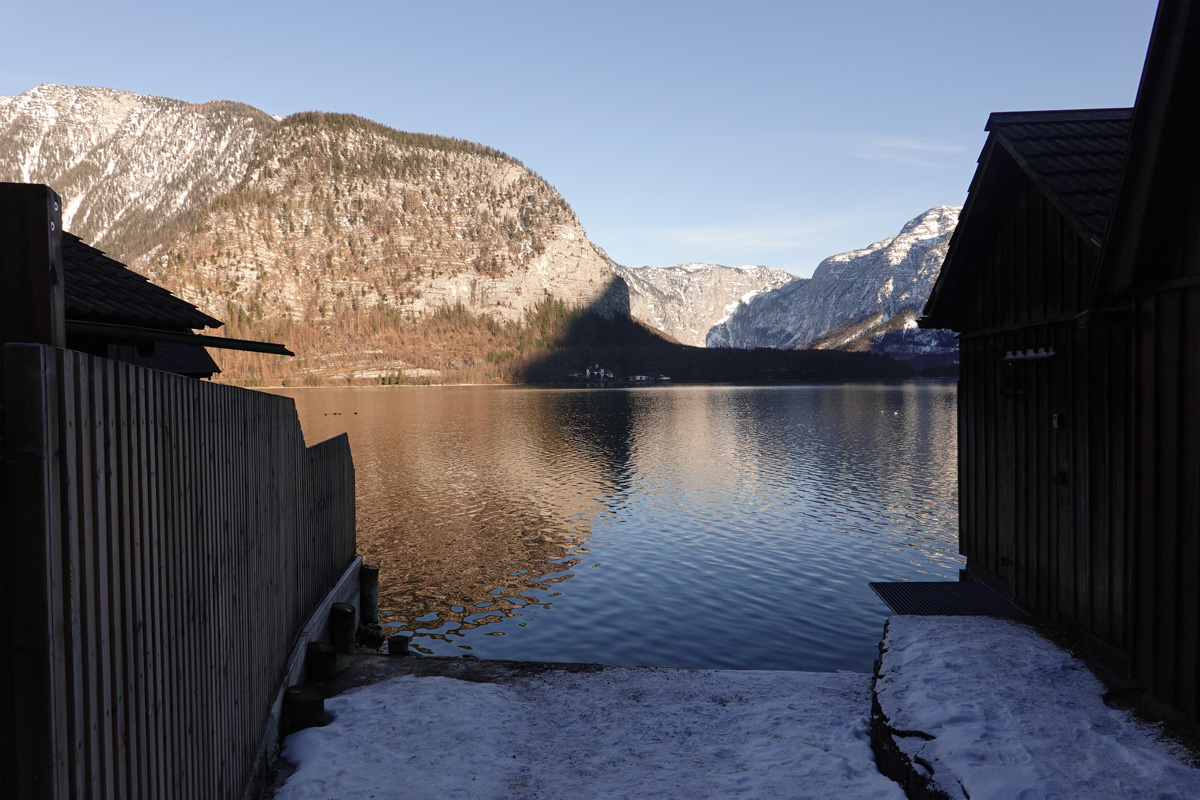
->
{"left": 273, "top": 617, "right": 1200, "bottom": 800}
{"left": 274, "top": 668, "right": 904, "bottom": 800}
{"left": 875, "top": 616, "right": 1200, "bottom": 800}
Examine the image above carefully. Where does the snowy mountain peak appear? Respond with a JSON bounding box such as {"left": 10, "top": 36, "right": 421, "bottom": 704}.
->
{"left": 706, "top": 206, "right": 961, "bottom": 350}
{"left": 0, "top": 84, "right": 276, "bottom": 246}
{"left": 0, "top": 83, "right": 622, "bottom": 370}
{"left": 814, "top": 206, "right": 960, "bottom": 278}
{"left": 615, "top": 261, "right": 794, "bottom": 347}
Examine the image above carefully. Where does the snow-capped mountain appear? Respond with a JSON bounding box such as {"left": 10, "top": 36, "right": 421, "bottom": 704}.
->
{"left": 0, "top": 84, "right": 274, "bottom": 257}
{"left": 613, "top": 261, "right": 794, "bottom": 347}
{"left": 0, "top": 84, "right": 622, "bottom": 328}
{"left": 1, "top": 83, "right": 959, "bottom": 380}
{"left": 706, "top": 206, "right": 960, "bottom": 351}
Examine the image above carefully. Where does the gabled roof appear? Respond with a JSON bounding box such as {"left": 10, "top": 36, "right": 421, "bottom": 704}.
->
{"left": 986, "top": 109, "right": 1132, "bottom": 248}
{"left": 922, "top": 109, "right": 1132, "bottom": 330}
{"left": 62, "top": 232, "right": 221, "bottom": 331}
{"left": 1096, "top": 0, "right": 1200, "bottom": 296}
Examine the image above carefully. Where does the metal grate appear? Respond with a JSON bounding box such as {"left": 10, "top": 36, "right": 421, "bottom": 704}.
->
{"left": 869, "top": 581, "right": 1031, "bottom": 618}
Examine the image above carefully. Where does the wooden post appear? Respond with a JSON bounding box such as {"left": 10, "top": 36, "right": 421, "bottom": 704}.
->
{"left": 305, "top": 641, "right": 337, "bottom": 682}
{"left": 0, "top": 183, "right": 66, "bottom": 347}
{"left": 2, "top": 344, "right": 67, "bottom": 798}
{"left": 330, "top": 603, "right": 356, "bottom": 654}
{"left": 360, "top": 564, "right": 379, "bottom": 625}
{"left": 280, "top": 686, "right": 324, "bottom": 738}
{"left": 388, "top": 633, "right": 410, "bottom": 656}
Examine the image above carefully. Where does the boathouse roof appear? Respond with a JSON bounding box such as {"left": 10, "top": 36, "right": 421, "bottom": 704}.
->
{"left": 1095, "top": 0, "right": 1200, "bottom": 297}
{"left": 984, "top": 109, "right": 1132, "bottom": 247}
{"left": 49, "top": 221, "right": 294, "bottom": 377}
{"left": 922, "top": 108, "right": 1132, "bottom": 330}
{"left": 63, "top": 232, "right": 222, "bottom": 331}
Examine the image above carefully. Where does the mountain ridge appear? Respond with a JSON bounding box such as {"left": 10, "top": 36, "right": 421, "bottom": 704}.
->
{"left": 1, "top": 83, "right": 956, "bottom": 382}
{"left": 706, "top": 206, "right": 960, "bottom": 353}
{"left": 1, "top": 84, "right": 630, "bottom": 381}
{"left": 611, "top": 260, "right": 795, "bottom": 347}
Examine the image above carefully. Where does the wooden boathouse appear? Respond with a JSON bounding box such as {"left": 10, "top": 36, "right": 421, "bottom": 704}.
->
{"left": 923, "top": 0, "right": 1200, "bottom": 718}
{"left": 1, "top": 182, "right": 360, "bottom": 798}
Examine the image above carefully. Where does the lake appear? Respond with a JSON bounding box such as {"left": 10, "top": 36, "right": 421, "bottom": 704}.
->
{"left": 282, "top": 381, "right": 961, "bottom": 673}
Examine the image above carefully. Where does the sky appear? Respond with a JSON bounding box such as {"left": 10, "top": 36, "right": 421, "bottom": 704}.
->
{"left": 1, "top": 1, "right": 1162, "bottom": 276}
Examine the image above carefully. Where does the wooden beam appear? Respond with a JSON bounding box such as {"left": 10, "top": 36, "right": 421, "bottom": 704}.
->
{"left": 2, "top": 343, "right": 67, "bottom": 798}
{"left": 64, "top": 320, "right": 294, "bottom": 357}
{"left": 0, "top": 183, "right": 65, "bottom": 347}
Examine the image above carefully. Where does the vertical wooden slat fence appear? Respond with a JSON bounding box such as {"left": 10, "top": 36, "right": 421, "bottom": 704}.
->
{"left": 1, "top": 342, "right": 356, "bottom": 800}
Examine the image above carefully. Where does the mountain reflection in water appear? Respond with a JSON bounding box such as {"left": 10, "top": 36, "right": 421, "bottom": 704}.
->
{"left": 281, "top": 382, "right": 961, "bottom": 672}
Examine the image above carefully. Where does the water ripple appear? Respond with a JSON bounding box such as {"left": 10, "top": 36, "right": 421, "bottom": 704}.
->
{"left": 283, "top": 381, "right": 962, "bottom": 672}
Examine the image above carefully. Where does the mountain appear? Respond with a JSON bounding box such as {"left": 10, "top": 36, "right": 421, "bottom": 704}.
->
{"left": 0, "top": 84, "right": 274, "bottom": 258}
{"left": 611, "top": 260, "right": 794, "bottom": 347}
{"left": 1, "top": 84, "right": 946, "bottom": 383}
{"left": 0, "top": 84, "right": 624, "bottom": 382}
{"left": 705, "top": 206, "right": 960, "bottom": 356}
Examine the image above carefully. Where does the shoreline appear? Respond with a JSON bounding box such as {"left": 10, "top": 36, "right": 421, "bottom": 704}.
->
{"left": 247, "top": 375, "right": 959, "bottom": 392}
{"left": 267, "top": 618, "right": 1200, "bottom": 799}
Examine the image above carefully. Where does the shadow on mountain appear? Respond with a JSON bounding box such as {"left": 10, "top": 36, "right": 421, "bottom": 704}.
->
{"left": 515, "top": 277, "right": 915, "bottom": 384}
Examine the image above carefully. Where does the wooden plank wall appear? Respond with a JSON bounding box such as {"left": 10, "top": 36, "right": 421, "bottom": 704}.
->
{"left": 0, "top": 343, "right": 356, "bottom": 800}
{"left": 1134, "top": 285, "right": 1200, "bottom": 719}
{"left": 958, "top": 319, "right": 1132, "bottom": 656}
{"left": 954, "top": 162, "right": 1134, "bottom": 666}
{"left": 964, "top": 169, "right": 1098, "bottom": 334}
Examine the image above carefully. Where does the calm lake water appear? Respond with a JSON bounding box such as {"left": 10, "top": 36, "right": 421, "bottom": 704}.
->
{"left": 282, "top": 381, "right": 961, "bottom": 673}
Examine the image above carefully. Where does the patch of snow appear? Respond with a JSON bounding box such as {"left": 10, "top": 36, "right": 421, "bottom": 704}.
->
{"left": 62, "top": 194, "right": 84, "bottom": 229}
{"left": 876, "top": 617, "right": 1200, "bottom": 800}
{"left": 21, "top": 134, "right": 40, "bottom": 183}
{"left": 275, "top": 668, "right": 905, "bottom": 800}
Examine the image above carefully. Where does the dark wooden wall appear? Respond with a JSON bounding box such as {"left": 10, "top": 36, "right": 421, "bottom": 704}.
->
{"left": 945, "top": 11, "right": 1200, "bottom": 719}
{"left": 1132, "top": 284, "right": 1200, "bottom": 718}
{"left": 953, "top": 158, "right": 1134, "bottom": 660}
{"left": 0, "top": 343, "right": 356, "bottom": 800}
{"left": 959, "top": 322, "right": 1132, "bottom": 653}
{"left": 961, "top": 156, "right": 1099, "bottom": 332}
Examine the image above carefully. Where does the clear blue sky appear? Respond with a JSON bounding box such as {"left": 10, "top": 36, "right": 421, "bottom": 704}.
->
{"left": 2, "top": 1, "right": 1160, "bottom": 276}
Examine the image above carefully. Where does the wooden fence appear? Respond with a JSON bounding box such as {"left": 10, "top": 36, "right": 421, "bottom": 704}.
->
{"left": 0, "top": 342, "right": 356, "bottom": 800}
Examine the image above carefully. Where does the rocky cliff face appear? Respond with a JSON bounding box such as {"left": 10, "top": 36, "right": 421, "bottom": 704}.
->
{"left": 1, "top": 84, "right": 958, "bottom": 381}
{"left": 0, "top": 84, "right": 274, "bottom": 258}
{"left": 706, "top": 206, "right": 960, "bottom": 351}
{"left": 129, "top": 111, "right": 621, "bottom": 328}
{"left": 612, "top": 261, "right": 794, "bottom": 347}
{"left": 0, "top": 85, "right": 622, "bottom": 382}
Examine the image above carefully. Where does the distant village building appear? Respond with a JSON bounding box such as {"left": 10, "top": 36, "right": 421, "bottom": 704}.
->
{"left": 585, "top": 364, "right": 613, "bottom": 380}
{"left": 923, "top": 0, "right": 1200, "bottom": 719}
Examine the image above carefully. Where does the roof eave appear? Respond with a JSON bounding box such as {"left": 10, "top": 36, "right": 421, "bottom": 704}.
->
{"left": 921, "top": 134, "right": 1001, "bottom": 332}
{"left": 66, "top": 319, "right": 294, "bottom": 356}
{"left": 1095, "top": 0, "right": 1196, "bottom": 297}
